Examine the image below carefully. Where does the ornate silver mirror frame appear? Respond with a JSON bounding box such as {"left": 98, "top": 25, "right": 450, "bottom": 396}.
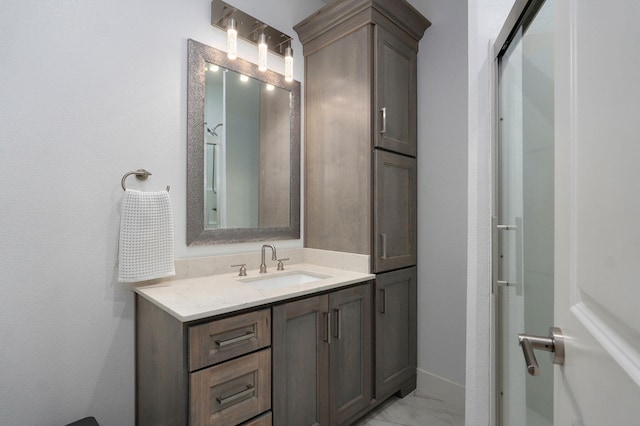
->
{"left": 186, "top": 39, "right": 301, "bottom": 245}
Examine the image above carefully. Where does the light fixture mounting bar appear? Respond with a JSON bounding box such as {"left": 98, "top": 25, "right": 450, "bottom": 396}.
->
{"left": 211, "top": 0, "right": 293, "bottom": 57}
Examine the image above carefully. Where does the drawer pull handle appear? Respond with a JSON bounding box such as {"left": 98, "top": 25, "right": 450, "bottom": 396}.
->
{"left": 216, "top": 384, "right": 255, "bottom": 407}
{"left": 215, "top": 330, "right": 256, "bottom": 347}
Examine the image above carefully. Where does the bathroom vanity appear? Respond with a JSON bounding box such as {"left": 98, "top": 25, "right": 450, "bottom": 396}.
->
{"left": 134, "top": 258, "right": 380, "bottom": 426}
{"left": 143, "top": 0, "right": 430, "bottom": 424}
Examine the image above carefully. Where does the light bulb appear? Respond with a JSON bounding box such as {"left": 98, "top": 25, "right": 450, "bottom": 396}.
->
{"left": 240, "top": 74, "right": 249, "bottom": 82}
{"left": 209, "top": 64, "right": 219, "bottom": 72}
{"left": 227, "top": 18, "right": 237, "bottom": 60}
{"left": 284, "top": 46, "right": 293, "bottom": 82}
{"left": 258, "top": 33, "right": 268, "bottom": 72}
{"left": 266, "top": 84, "right": 275, "bottom": 91}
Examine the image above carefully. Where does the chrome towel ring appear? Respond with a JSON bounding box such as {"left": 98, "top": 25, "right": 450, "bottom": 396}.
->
{"left": 121, "top": 169, "right": 170, "bottom": 192}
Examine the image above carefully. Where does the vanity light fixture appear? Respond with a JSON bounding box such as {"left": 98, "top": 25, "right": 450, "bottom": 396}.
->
{"left": 209, "top": 64, "right": 219, "bottom": 72}
{"left": 266, "top": 84, "right": 275, "bottom": 91}
{"left": 211, "top": 0, "right": 294, "bottom": 80}
{"left": 284, "top": 46, "right": 294, "bottom": 82}
{"left": 226, "top": 17, "right": 237, "bottom": 60}
{"left": 239, "top": 74, "right": 249, "bottom": 82}
{"left": 258, "top": 33, "right": 268, "bottom": 71}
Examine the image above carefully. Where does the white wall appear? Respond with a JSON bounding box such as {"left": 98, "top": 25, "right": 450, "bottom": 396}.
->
{"left": 410, "top": 0, "right": 469, "bottom": 400}
{"left": 0, "top": 0, "right": 323, "bottom": 424}
{"left": 0, "top": 0, "right": 521, "bottom": 422}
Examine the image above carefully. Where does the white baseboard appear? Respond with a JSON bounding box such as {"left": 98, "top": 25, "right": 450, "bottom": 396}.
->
{"left": 416, "top": 368, "right": 466, "bottom": 411}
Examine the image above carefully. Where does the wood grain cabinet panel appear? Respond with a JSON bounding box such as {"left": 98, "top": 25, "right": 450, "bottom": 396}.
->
{"left": 295, "top": 0, "right": 429, "bottom": 273}
{"left": 375, "top": 26, "right": 418, "bottom": 157}
{"left": 329, "top": 284, "right": 373, "bottom": 425}
{"left": 240, "top": 412, "right": 272, "bottom": 426}
{"left": 272, "top": 283, "right": 373, "bottom": 426}
{"left": 373, "top": 151, "right": 417, "bottom": 272}
{"left": 189, "top": 309, "right": 271, "bottom": 371}
{"left": 272, "top": 295, "right": 330, "bottom": 426}
{"left": 375, "top": 267, "right": 417, "bottom": 399}
{"left": 303, "top": 24, "right": 372, "bottom": 256}
{"left": 294, "top": 0, "right": 429, "bottom": 419}
{"left": 136, "top": 298, "right": 272, "bottom": 426}
{"left": 190, "top": 349, "right": 271, "bottom": 426}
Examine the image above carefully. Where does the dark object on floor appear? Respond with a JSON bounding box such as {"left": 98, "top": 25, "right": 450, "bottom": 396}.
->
{"left": 66, "top": 417, "right": 99, "bottom": 426}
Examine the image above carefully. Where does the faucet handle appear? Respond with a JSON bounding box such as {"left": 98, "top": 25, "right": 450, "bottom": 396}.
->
{"left": 231, "top": 264, "right": 247, "bottom": 276}
{"left": 276, "top": 258, "right": 290, "bottom": 271}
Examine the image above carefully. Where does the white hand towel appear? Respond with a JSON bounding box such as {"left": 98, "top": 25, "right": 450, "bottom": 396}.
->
{"left": 118, "top": 189, "right": 175, "bottom": 282}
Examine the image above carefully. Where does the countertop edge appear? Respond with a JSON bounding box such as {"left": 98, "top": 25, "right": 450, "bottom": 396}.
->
{"left": 134, "top": 265, "right": 375, "bottom": 322}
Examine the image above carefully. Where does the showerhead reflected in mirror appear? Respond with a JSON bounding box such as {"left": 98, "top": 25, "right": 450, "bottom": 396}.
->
{"left": 187, "top": 39, "right": 300, "bottom": 246}
{"left": 204, "top": 65, "right": 291, "bottom": 230}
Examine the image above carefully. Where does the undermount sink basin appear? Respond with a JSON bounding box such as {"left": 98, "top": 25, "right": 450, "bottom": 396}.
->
{"left": 241, "top": 271, "right": 330, "bottom": 290}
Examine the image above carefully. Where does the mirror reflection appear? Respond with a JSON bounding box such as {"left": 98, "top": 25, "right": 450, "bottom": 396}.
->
{"left": 187, "top": 39, "right": 300, "bottom": 246}
{"left": 204, "top": 64, "right": 291, "bottom": 229}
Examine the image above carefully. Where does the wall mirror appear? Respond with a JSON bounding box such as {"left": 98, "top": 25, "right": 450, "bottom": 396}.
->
{"left": 187, "top": 39, "right": 300, "bottom": 245}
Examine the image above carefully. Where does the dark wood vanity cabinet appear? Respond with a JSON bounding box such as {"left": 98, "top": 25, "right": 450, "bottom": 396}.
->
{"left": 295, "top": 0, "right": 429, "bottom": 274}
{"left": 136, "top": 298, "right": 273, "bottom": 426}
{"left": 295, "top": 0, "right": 427, "bottom": 413}
{"left": 272, "top": 283, "right": 373, "bottom": 426}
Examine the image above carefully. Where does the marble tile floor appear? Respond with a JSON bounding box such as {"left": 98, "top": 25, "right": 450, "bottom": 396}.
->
{"left": 353, "top": 392, "right": 465, "bottom": 426}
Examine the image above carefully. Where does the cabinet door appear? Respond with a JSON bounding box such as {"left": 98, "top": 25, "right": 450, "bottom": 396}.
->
{"left": 329, "top": 283, "right": 373, "bottom": 425}
{"left": 373, "top": 150, "right": 417, "bottom": 272}
{"left": 375, "top": 25, "right": 417, "bottom": 157}
{"left": 375, "top": 267, "right": 417, "bottom": 399}
{"left": 272, "top": 296, "right": 330, "bottom": 426}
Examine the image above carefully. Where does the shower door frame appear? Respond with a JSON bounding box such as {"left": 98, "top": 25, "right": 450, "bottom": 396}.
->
{"left": 492, "top": 0, "right": 552, "bottom": 424}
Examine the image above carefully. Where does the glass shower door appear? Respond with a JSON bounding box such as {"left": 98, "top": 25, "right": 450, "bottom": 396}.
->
{"left": 495, "top": 1, "right": 554, "bottom": 424}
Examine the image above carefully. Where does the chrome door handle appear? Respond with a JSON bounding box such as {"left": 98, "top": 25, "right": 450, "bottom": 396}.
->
{"left": 518, "top": 327, "right": 564, "bottom": 376}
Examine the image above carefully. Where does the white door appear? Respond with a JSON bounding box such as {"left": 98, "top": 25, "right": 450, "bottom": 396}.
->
{"left": 554, "top": 0, "right": 640, "bottom": 423}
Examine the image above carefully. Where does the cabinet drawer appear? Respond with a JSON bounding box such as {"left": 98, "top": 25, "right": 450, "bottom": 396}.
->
{"left": 189, "top": 309, "right": 270, "bottom": 371}
{"left": 190, "top": 348, "right": 271, "bottom": 426}
{"left": 240, "top": 411, "right": 272, "bottom": 426}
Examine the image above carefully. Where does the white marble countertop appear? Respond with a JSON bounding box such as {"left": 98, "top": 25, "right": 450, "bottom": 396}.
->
{"left": 134, "top": 262, "right": 375, "bottom": 322}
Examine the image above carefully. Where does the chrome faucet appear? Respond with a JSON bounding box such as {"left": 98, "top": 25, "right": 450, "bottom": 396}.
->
{"left": 260, "top": 244, "right": 277, "bottom": 273}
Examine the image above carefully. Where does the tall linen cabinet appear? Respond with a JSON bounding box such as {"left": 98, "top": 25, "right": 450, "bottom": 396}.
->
{"left": 295, "top": 0, "right": 430, "bottom": 405}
